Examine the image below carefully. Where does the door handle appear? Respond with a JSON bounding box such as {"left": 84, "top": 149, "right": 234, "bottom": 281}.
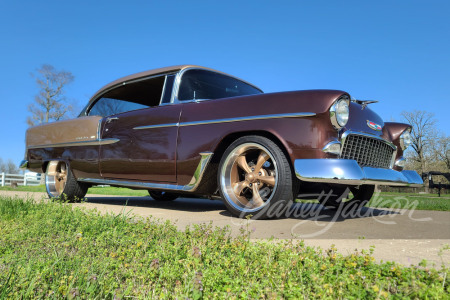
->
{"left": 106, "top": 117, "right": 119, "bottom": 123}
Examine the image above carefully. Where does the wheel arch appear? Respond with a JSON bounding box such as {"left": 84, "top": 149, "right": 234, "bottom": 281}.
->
{"left": 195, "top": 130, "right": 295, "bottom": 196}
{"left": 212, "top": 130, "right": 292, "bottom": 166}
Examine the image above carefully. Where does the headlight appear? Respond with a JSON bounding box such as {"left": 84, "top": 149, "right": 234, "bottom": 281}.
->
{"left": 400, "top": 129, "right": 412, "bottom": 150}
{"left": 330, "top": 96, "right": 350, "bottom": 129}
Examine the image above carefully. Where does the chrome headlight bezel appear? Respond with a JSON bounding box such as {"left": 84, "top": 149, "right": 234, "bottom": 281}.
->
{"left": 400, "top": 128, "right": 412, "bottom": 150}
{"left": 330, "top": 95, "right": 350, "bottom": 129}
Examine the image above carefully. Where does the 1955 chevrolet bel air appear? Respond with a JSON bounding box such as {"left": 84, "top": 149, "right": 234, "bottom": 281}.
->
{"left": 21, "top": 65, "right": 423, "bottom": 219}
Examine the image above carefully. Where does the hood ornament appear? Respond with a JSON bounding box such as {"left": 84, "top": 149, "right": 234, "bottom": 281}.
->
{"left": 367, "top": 120, "right": 382, "bottom": 131}
{"left": 352, "top": 99, "right": 379, "bottom": 110}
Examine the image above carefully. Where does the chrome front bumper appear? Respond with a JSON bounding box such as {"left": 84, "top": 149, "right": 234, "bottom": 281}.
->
{"left": 295, "top": 159, "right": 423, "bottom": 187}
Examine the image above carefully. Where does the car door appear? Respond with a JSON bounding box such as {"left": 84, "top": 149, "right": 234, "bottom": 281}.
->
{"left": 86, "top": 73, "right": 180, "bottom": 182}
{"left": 99, "top": 105, "right": 181, "bottom": 182}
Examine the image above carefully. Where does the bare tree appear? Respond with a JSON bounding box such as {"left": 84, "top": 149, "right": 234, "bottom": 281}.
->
{"left": 27, "top": 64, "right": 75, "bottom": 126}
{"left": 431, "top": 134, "right": 450, "bottom": 171}
{"left": 401, "top": 110, "right": 437, "bottom": 174}
{"left": 0, "top": 158, "right": 20, "bottom": 174}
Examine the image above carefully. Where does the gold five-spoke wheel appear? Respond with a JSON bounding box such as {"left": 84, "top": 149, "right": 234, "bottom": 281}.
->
{"left": 219, "top": 136, "right": 295, "bottom": 219}
{"left": 46, "top": 161, "right": 68, "bottom": 197}
{"left": 45, "top": 160, "right": 88, "bottom": 201}
{"left": 230, "top": 149, "right": 277, "bottom": 209}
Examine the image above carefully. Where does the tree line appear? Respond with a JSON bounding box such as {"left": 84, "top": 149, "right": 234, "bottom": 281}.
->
{"left": 401, "top": 110, "right": 449, "bottom": 176}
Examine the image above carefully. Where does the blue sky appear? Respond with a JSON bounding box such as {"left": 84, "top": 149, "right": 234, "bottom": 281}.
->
{"left": 0, "top": 0, "right": 449, "bottom": 167}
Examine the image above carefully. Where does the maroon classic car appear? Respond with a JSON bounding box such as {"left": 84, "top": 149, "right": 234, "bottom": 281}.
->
{"left": 21, "top": 65, "right": 423, "bottom": 218}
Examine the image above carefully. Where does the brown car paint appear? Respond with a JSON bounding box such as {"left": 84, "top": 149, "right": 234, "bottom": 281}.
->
{"left": 99, "top": 104, "right": 181, "bottom": 182}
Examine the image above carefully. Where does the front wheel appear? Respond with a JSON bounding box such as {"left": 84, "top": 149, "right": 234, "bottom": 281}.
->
{"left": 218, "top": 136, "right": 295, "bottom": 219}
{"left": 45, "top": 161, "right": 88, "bottom": 202}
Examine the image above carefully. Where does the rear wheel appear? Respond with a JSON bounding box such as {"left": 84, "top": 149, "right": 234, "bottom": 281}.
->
{"left": 148, "top": 190, "right": 179, "bottom": 201}
{"left": 319, "top": 185, "right": 375, "bottom": 209}
{"left": 45, "top": 161, "right": 88, "bottom": 201}
{"left": 218, "top": 136, "right": 295, "bottom": 219}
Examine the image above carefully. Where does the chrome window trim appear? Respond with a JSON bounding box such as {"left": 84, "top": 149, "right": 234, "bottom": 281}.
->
{"left": 78, "top": 152, "right": 213, "bottom": 192}
{"left": 171, "top": 67, "right": 263, "bottom": 104}
{"left": 84, "top": 73, "right": 176, "bottom": 115}
{"left": 340, "top": 130, "right": 397, "bottom": 169}
{"left": 27, "top": 138, "right": 120, "bottom": 149}
{"left": 133, "top": 112, "right": 315, "bottom": 130}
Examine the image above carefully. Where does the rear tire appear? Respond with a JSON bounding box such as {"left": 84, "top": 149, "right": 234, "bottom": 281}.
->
{"left": 218, "top": 136, "right": 295, "bottom": 219}
{"left": 148, "top": 190, "right": 179, "bottom": 201}
{"left": 45, "top": 161, "right": 88, "bottom": 202}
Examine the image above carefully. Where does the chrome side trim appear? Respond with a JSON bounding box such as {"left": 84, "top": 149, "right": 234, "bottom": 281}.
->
{"left": 180, "top": 112, "right": 315, "bottom": 127}
{"left": 294, "top": 159, "right": 423, "bottom": 187}
{"left": 134, "top": 123, "right": 179, "bottom": 130}
{"left": 19, "top": 160, "right": 29, "bottom": 170}
{"left": 132, "top": 112, "right": 315, "bottom": 130}
{"left": 78, "top": 152, "right": 213, "bottom": 192}
{"left": 27, "top": 138, "right": 120, "bottom": 149}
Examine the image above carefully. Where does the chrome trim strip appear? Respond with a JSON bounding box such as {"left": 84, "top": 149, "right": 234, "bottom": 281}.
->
{"left": 79, "top": 152, "right": 214, "bottom": 192}
{"left": 133, "top": 112, "right": 315, "bottom": 130}
{"left": 294, "top": 159, "right": 423, "bottom": 187}
{"left": 134, "top": 123, "right": 180, "bottom": 130}
{"left": 27, "top": 138, "right": 120, "bottom": 149}
{"left": 180, "top": 112, "right": 315, "bottom": 127}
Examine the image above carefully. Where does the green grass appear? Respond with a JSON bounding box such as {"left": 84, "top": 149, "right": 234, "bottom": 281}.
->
{"left": 0, "top": 196, "right": 448, "bottom": 299}
{"left": 0, "top": 185, "right": 148, "bottom": 196}
{"left": 2, "top": 185, "right": 450, "bottom": 211}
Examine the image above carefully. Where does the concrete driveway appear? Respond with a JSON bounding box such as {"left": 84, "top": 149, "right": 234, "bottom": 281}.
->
{"left": 2, "top": 190, "right": 449, "bottom": 267}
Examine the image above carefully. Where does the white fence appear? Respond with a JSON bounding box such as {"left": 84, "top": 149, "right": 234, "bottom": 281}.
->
{"left": 0, "top": 172, "right": 42, "bottom": 187}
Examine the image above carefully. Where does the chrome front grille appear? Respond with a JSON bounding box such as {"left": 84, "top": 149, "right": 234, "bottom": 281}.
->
{"left": 341, "top": 134, "right": 395, "bottom": 169}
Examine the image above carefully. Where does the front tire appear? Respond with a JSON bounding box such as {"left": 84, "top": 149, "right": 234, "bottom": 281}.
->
{"left": 45, "top": 161, "right": 88, "bottom": 202}
{"left": 218, "top": 136, "right": 295, "bottom": 219}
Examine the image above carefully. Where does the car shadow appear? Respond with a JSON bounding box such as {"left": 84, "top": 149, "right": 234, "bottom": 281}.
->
{"left": 84, "top": 196, "right": 227, "bottom": 213}
{"left": 218, "top": 202, "right": 399, "bottom": 222}
{"left": 84, "top": 196, "right": 399, "bottom": 222}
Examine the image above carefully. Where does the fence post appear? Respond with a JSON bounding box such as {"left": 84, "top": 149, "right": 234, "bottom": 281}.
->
{"left": 24, "top": 174, "right": 27, "bottom": 186}
{"left": 1, "top": 172, "right": 4, "bottom": 187}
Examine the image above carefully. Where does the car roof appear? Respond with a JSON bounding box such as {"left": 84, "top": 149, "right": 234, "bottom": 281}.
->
{"left": 89, "top": 65, "right": 261, "bottom": 102}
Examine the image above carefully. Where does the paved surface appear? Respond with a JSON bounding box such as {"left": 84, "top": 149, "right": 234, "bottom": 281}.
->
{"left": 2, "top": 190, "right": 450, "bottom": 267}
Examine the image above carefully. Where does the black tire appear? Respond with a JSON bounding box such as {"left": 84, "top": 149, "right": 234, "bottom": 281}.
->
{"left": 148, "top": 190, "right": 179, "bottom": 201}
{"left": 45, "top": 161, "right": 88, "bottom": 202}
{"left": 319, "top": 185, "right": 375, "bottom": 209}
{"left": 217, "top": 136, "right": 295, "bottom": 219}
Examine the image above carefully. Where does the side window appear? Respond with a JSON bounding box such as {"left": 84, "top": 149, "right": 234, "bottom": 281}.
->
{"left": 177, "top": 69, "right": 262, "bottom": 101}
{"left": 88, "top": 75, "right": 166, "bottom": 117}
